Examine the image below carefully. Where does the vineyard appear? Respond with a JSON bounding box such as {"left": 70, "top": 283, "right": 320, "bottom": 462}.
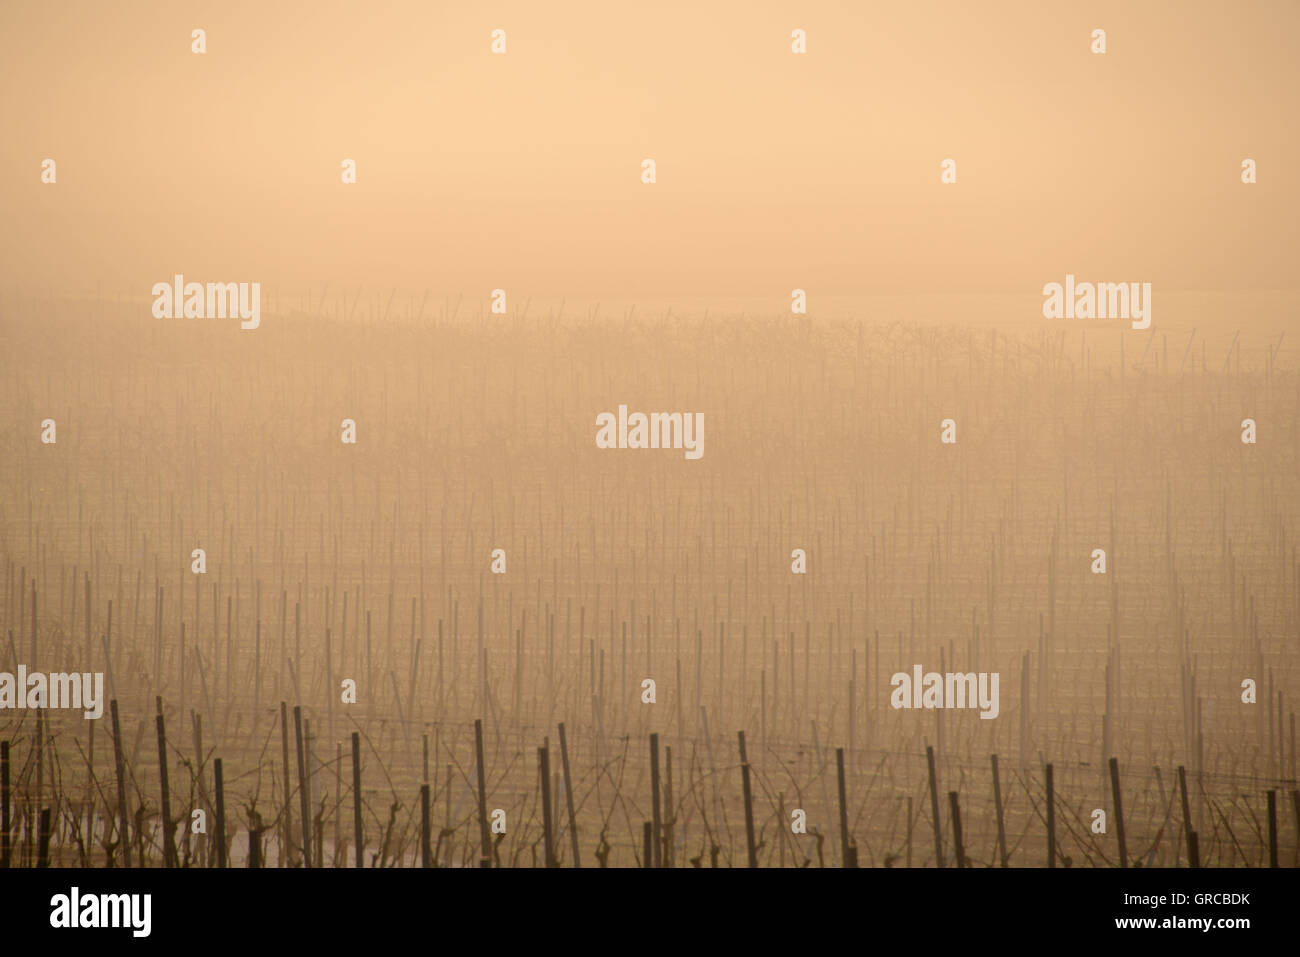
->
{"left": 1, "top": 292, "right": 1296, "bottom": 868}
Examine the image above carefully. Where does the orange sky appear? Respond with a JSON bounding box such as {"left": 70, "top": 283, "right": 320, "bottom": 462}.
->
{"left": 1, "top": 0, "right": 1296, "bottom": 301}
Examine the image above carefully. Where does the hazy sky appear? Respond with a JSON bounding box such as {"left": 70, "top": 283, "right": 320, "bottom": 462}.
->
{"left": 1, "top": 0, "right": 1296, "bottom": 301}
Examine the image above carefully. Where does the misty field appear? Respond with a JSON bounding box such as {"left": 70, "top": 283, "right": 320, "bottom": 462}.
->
{"left": 1, "top": 291, "right": 1296, "bottom": 868}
